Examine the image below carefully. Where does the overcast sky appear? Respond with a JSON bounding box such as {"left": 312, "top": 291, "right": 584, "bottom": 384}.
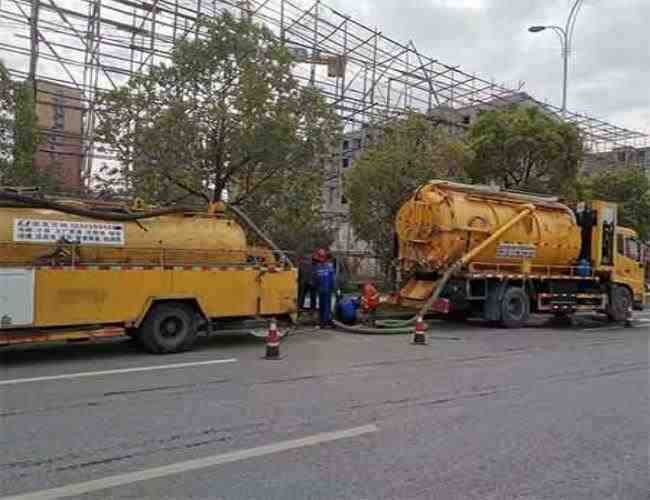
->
{"left": 327, "top": 0, "right": 649, "bottom": 134}
{"left": 1, "top": 0, "right": 647, "bottom": 135}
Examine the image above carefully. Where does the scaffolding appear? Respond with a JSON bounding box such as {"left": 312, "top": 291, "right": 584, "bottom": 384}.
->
{"left": 1, "top": 0, "right": 648, "bottom": 186}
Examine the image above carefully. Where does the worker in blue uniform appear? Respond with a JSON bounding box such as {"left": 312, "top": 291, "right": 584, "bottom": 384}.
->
{"left": 314, "top": 248, "right": 335, "bottom": 328}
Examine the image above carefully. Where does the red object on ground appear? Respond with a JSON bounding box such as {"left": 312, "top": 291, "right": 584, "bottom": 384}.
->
{"left": 412, "top": 315, "right": 427, "bottom": 345}
{"left": 265, "top": 319, "right": 281, "bottom": 359}
{"left": 361, "top": 283, "right": 380, "bottom": 312}
{"left": 431, "top": 298, "right": 451, "bottom": 314}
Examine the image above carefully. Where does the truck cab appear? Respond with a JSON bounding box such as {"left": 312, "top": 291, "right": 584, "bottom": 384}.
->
{"left": 613, "top": 227, "right": 646, "bottom": 309}
{"left": 579, "top": 200, "right": 646, "bottom": 313}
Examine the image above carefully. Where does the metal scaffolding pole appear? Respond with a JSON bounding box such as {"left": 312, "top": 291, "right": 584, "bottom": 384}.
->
{"left": 27, "top": 0, "right": 41, "bottom": 81}
{"left": 0, "top": 0, "right": 645, "bottom": 185}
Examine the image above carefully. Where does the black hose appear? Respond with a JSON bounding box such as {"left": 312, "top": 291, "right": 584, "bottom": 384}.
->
{"left": 0, "top": 191, "right": 194, "bottom": 221}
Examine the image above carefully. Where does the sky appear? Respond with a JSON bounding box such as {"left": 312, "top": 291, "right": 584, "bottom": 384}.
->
{"left": 327, "top": 0, "right": 649, "bottom": 134}
{"left": 1, "top": 0, "right": 647, "bottom": 136}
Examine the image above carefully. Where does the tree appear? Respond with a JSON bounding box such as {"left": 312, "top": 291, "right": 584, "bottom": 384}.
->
{"left": 581, "top": 166, "right": 650, "bottom": 241}
{"left": 238, "top": 164, "right": 334, "bottom": 256}
{"left": 467, "top": 106, "right": 583, "bottom": 197}
{"left": 0, "top": 62, "right": 52, "bottom": 189}
{"left": 11, "top": 81, "right": 46, "bottom": 185}
{"left": 344, "top": 113, "right": 472, "bottom": 272}
{"left": 0, "top": 61, "right": 12, "bottom": 168}
{"left": 96, "top": 12, "right": 338, "bottom": 208}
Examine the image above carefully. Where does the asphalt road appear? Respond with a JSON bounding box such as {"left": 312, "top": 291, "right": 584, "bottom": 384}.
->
{"left": 0, "top": 312, "right": 648, "bottom": 500}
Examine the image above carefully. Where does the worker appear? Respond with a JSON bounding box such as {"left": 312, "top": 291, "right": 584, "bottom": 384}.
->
{"left": 360, "top": 282, "right": 380, "bottom": 322}
{"left": 314, "top": 248, "right": 335, "bottom": 328}
{"left": 297, "top": 253, "right": 317, "bottom": 311}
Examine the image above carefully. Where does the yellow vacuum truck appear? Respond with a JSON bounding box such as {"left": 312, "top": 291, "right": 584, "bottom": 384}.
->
{"left": 0, "top": 191, "right": 297, "bottom": 352}
{"left": 395, "top": 181, "right": 646, "bottom": 327}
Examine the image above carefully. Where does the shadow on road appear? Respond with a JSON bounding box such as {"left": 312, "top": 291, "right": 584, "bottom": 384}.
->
{"left": 0, "top": 313, "right": 626, "bottom": 368}
{"left": 0, "top": 333, "right": 263, "bottom": 367}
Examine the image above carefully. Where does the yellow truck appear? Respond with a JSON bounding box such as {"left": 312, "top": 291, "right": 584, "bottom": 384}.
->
{"left": 0, "top": 193, "right": 297, "bottom": 353}
{"left": 396, "top": 181, "right": 646, "bottom": 327}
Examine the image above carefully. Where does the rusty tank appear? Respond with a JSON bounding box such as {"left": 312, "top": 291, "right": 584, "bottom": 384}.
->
{"left": 396, "top": 181, "right": 582, "bottom": 272}
{"left": 0, "top": 197, "right": 249, "bottom": 266}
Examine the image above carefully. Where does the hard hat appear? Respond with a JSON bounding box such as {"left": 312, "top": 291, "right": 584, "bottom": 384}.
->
{"left": 314, "top": 248, "right": 328, "bottom": 262}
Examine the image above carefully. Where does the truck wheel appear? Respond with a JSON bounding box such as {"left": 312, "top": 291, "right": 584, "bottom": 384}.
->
{"left": 140, "top": 302, "right": 198, "bottom": 354}
{"left": 500, "top": 287, "right": 530, "bottom": 329}
{"left": 606, "top": 285, "right": 632, "bottom": 322}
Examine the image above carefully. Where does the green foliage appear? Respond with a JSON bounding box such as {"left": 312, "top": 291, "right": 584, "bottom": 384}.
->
{"left": 0, "top": 61, "right": 12, "bottom": 167}
{"left": 580, "top": 166, "right": 650, "bottom": 241}
{"left": 96, "top": 12, "right": 338, "bottom": 252}
{"left": 238, "top": 164, "right": 334, "bottom": 255}
{"left": 11, "top": 82, "right": 47, "bottom": 185}
{"left": 344, "top": 112, "right": 472, "bottom": 270}
{"left": 467, "top": 106, "right": 583, "bottom": 197}
{"left": 0, "top": 64, "right": 53, "bottom": 190}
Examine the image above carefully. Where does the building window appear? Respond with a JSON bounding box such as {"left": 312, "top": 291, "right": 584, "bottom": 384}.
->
{"left": 341, "top": 195, "right": 348, "bottom": 205}
{"left": 342, "top": 157, "right": 350, "bottom": 168}
{"left": 617, "top": 151, "right": 626, "bottom": 163}
{"left": 638, "top": 150, "right": 646, "bottom": 162}
{"left": 342, "top": 140, "right": 349, "bottom": 151}
{"left": 353, "top": 138, "right": 362, "bottom": 150}
{"left": 328, "top": 187, "right": 335, "bottom": 206}
{"left": 462, "top": 115, "right": 471, "bottom": 125}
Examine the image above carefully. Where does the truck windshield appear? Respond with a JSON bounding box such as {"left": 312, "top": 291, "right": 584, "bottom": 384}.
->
{"left": 626, "top": 237, "right": 641, "bottom": 262}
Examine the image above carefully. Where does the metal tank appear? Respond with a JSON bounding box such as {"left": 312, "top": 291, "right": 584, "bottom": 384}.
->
{"left": 396, "top": 181, "right": 582, "bottom": 272}
{"left": 0, "top": 207, "right": 249, "bottom": 266}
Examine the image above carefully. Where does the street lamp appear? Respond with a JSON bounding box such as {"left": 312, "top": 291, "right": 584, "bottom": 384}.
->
{"left": 528, "top": 0, "right": 585, "bottom": 113}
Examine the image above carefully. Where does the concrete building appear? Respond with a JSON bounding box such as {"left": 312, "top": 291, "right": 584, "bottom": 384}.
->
{"left": 583, "top": 145, "right": 650, "bottom": 178}
{"left": 322, "top": 125, "right": 376, "bottom": 255}
{"left": 33, "top": 80, "right": 83, "bottom": 192}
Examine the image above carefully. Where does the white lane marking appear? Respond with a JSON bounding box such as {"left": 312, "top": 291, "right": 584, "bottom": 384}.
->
{"left": 581, "top": 326, "right": 624, "bottom": 332}
{"left": 0, "top": 359, "right": 238, "bottom": 387}
{"left": 582, "top": 319, "right": 650, "bottom": 332}
{"left": 1, "top": 424, "right": 379, "bottom": 500}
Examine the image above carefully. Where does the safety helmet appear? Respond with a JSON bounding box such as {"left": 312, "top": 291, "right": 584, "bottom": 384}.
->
{"left": 314, "top": 248, "right": 328, "bottom": 262}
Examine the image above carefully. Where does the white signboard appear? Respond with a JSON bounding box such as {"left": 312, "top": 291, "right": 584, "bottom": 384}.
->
{"left": 13, "top": 219, "right": 125, "bottom": 246}
{"left": 496, "top": 243, "right": 536, "bottom": 260}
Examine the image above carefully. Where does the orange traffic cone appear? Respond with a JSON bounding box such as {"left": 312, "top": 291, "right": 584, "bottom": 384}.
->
{"left": 411, "top": 315, "right": 427, "bottom": 345}
{"left": 265, "top": 318, "right": 283, "bottom": 359}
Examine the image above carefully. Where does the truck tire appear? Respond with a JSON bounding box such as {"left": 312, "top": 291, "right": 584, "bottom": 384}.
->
{"left": 606, "top": 285, "right": 632, "bottom": 322}
{"left": 140, "top": 302, "right": 198, "bottom": 354}
{"left": 500, "top": 287, "right": 530, "bottom": 329}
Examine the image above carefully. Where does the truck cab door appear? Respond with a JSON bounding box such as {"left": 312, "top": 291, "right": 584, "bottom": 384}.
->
{"left": 613, "top": 233, "right": 645, "bottom": 306}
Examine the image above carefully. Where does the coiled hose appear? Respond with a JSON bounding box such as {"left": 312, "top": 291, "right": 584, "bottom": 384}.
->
{"left": 332, "top": 264, "right": 459, "bottom": 334}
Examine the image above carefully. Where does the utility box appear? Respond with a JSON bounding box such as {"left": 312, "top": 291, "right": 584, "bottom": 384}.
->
{"left": 0, "top": 268, "right": 34, "bottom": 327}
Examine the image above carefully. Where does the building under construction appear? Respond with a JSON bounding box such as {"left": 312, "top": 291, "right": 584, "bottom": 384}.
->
{"left": 1, "top": 0, "right": 648, "bottom": 251}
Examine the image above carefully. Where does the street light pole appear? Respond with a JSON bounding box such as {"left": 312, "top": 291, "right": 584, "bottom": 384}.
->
{"left": 529, "top": 0, "right": 584, "bottom": 113}
{"left": 561, "top": 32, "right": 568, "bottom": 113}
